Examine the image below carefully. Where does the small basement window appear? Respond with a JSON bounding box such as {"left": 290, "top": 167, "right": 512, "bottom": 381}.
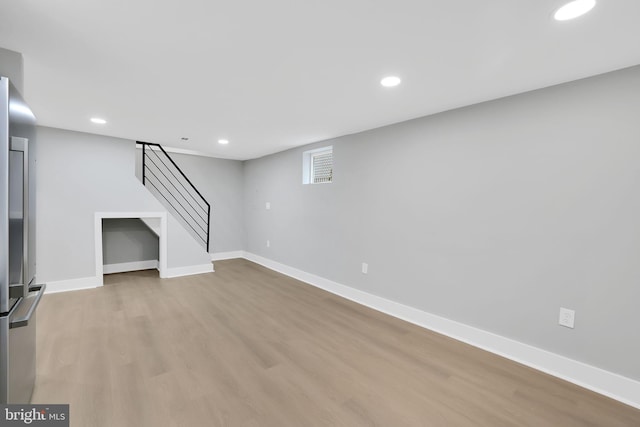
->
{"left": 303, "top": 146, "right": 333, "bottom": 184}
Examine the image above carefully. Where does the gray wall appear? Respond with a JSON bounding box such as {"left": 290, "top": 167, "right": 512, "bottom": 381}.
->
{"left": 244, "top": 65, "right": 640, "bottom": 381}
{"left": 102, "top": 218, "right": 159, "bottom": 265}
{"left": 170, "top": 152, "right": 244, "bottom": 254}
{"left": 0, "top": 47, "right": 24, "bottom": 94}
{"left": 35, "top": 127, "right": 212, "bottom": 282}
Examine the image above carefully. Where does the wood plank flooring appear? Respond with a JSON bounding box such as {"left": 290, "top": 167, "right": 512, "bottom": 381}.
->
{"left": 33, "top": 259, "right": 640, "bottom": 426}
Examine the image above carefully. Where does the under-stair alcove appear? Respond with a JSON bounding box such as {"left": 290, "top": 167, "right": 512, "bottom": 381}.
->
{"left": 102, "top": 218, "right": 159, "bottom": 275}
{"left": 94, "top": 212, "right": 169, "bottom": 284}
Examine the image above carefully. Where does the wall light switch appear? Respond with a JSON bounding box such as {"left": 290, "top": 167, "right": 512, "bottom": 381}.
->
{"left": 559, "top": 307, "right": 575, "bottom": 329}
{"left": 362, "top": 263, "right": 368, "bottom": 274}
{"left": 266, "top": 202, "right": 271, "bottom": 210}
{"left": 266, "top": 240, "right": 270, "bottom": 248}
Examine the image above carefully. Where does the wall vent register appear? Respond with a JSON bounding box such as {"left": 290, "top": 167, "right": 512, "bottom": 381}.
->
{"left": 303, "top": 146, "right": 333, "bottom": 185}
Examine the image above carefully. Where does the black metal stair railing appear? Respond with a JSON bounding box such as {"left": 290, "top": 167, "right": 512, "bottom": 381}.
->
{"left": 137, "top": 141, "right": 210, "bottom": 251}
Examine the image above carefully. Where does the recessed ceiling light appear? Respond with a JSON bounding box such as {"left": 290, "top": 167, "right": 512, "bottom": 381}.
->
{"left": 90, "top": 117, "right": 107, "bottom": 124}
{"left": 218, "top": 139, "right": 229, "bottom": 145}
{"left": 380, "top": 76, "right": 402, "bottom": 88}
{"left": 554, "top": 0, "right": 596, "bottom": 21}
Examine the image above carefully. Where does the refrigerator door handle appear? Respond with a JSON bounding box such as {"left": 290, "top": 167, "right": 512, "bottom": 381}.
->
{"left": 9, "top": 283, "right": 45, "bottom": 329}
{"left": 8, "top": 284, "right": 24, "bottom": 299}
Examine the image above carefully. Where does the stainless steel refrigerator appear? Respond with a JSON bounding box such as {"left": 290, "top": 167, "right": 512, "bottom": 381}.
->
{"left": 0, "top": 75, "right": 45, "bottom": 403}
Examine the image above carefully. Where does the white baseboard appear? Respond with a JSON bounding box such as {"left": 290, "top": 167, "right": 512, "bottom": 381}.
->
{"left": 44, "top": 261, "right": 213, "bottom": 293}
{"left": 45, "top": 261, "right": 214, "bottom": 294}
{"left": 242, "top": 252, "right": 640, "bottom": 410}
{"left": 210, "top": 251, "right": 244, "bottom": 261}
{"left": 44, "top": 276, "right": 103, "bottom": 294}
{"left": 103, "top": 260, "right": 158, "bottom": 274}
{"left": 163, "top": 263, "right": 214, "bottom": 278}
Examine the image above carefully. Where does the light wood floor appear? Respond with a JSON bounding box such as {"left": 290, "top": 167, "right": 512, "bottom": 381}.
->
{"left": 33, "top": 259, "right": 640, "bottom": 426}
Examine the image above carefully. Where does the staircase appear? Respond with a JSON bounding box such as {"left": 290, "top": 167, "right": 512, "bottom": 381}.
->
{"left": 137, "top": 141, "right": 210, "bottom": 252}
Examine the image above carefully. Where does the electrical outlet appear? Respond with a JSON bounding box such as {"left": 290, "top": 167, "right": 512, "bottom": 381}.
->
{"left": 558, "top": 307, "right": 575, "bottom": 329}
{"left": 266, "top": 240, "right": 270, "bottom": 248}
{"left": 266, "top": 202, "right": 271, "bottom": 210}
{"left": 362, "top": 263, "right": 368, "bottom": 274}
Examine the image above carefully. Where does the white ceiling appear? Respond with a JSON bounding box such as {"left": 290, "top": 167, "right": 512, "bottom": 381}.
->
{"left": 1, "top": 1, "right": 639, "bottom": 160}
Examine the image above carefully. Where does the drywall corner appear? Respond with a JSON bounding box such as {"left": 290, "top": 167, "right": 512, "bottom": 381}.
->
{"left": 0, "top": 47, "right": 24, "bottom": 94}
